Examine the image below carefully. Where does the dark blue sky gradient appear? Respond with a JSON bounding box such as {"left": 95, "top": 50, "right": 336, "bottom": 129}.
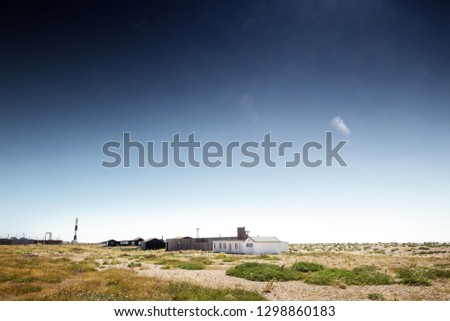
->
{"left": 1, "top": 1, "right": 450, "bottom": 242}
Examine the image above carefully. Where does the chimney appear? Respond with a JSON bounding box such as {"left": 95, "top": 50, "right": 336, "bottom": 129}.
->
{"left": 237, "top": 227, "right": 248, "bottom": 240}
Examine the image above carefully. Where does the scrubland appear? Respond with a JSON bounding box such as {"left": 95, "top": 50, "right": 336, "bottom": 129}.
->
{"left": 1, "top": 242, "right": 449, "bottom": 301}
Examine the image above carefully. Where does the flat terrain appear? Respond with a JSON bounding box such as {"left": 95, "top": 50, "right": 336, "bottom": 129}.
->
{"left": 1, "top": 242, "right": 449, "bottom": 301}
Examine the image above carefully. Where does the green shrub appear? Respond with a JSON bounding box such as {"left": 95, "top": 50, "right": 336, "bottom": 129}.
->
{"left": 396, "top": 265, "right": 450, "bottom": 286}
{"left": 431, "top": 268, "right": 450, "bottom": 278}
{"left": 304, "top": 269, "right": 352, "bottom": 285}
{"left": 228, "top": 262, "right": 394, "bottom": 286}
{"left": 226, "top": 263, "right": 302, "bottom": 282}
{"left": 291, "top": 262, "right": 324, "bottom": 272}
{"left": 397, "top": 267, "right": 432, "bottom": 286}
{"left": 305, "top": 266, "right": 393, "bottom": 286}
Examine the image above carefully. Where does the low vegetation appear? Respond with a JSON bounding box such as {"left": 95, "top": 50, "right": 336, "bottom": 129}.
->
{"left": 291, "top": 261, "right": 324, "bottom": 272}
{"left": 41, "top": 269, "right": 265, "bottom": 301}
{"left": 226, "top": 262, "right": 303, "bottom": 282}
{"left": 227, "top": 262, "right": 393, "bottom": 286}
{"left": 0, "top": 247, "right": 264, "bottom": 300}
{"left": 396, "top": 265, "right": 450, "bottom": 286}
{"left": 155, "top": 257, "right": 208, "bottom": 270}
{"left": 304, "top": 265, "right": 393, "bottom": 286}
{"left": 1, "top": 243, "right": 449, "bottom": 300}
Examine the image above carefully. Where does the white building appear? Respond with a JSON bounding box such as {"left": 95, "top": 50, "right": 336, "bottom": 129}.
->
{"left": 213, "top": 237, "right": 288, "bottom": 255}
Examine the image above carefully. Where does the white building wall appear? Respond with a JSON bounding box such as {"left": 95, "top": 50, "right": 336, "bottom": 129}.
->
{"left": 213, "top": 239, "right": 289, "bottom": 255}
{"left": 251, "top": 242, "right": 288, "bottom": 254}
{"left": 253, "top": 242, "right": 277, "bottom": 254}
{"left": 280, "top": 241, "right": 289, "bottom": 253}
{"left": 212, "top": 241, "right": 244, "bottom": 254}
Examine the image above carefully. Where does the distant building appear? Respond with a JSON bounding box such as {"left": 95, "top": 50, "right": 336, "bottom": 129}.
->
{"left": 104, "top": 239, "right": 119, "bottom": 247}
{"left": 213, "top": 237, "right": 288, "bottom": 255}
{"left": 131, "top": 237, "right": 144, "bottom": 246}
{"left": 141, "top": 238, "right": 165, "bottom": 250}
{"left": 2, "top": 237, "right": 63, "bottom": 245}
{"left": 38, "top": 239, "right": 63, "bottom": 245}
{"left": 0, "top": 239, "right": 12, "bottom": 245}
{"left": 10, "top": 237, "right": 34, "bottom": 245}
{"left": 165, "top": 227, "right": 248, "bottom": 251}
{"left": 118, "top": 237, "right": 143, "bottom": 246}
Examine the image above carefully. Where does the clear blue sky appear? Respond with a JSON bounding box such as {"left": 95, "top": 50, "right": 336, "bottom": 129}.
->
{"left": 1, "top": 1, "right": 449, "bottom": 243}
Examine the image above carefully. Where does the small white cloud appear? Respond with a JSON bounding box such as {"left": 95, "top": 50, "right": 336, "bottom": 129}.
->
{"left": 331, "top": 116, "right": 351, "bottom": 136}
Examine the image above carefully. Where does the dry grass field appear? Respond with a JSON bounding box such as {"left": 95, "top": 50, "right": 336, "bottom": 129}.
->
{"left": 1, "top": 242, "right": 449, "bottom": 301}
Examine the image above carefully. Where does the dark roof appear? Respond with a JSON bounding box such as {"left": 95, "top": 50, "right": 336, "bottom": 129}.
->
{"left": 143, "top": 237, "right": 164, "bottom": 242}
{"left": 168, "top": 236, "right": 192, "bottom": 240}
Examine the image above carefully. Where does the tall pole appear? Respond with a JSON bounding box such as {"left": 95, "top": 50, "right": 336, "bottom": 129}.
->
{"left": 196, "top": 228, "right": 199, "bottom": 238}
{"left": 73, "top": 218, "right": 78, "bottom": 244}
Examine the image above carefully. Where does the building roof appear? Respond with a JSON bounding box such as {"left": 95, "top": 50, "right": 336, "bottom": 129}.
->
{"left": 248, "top": 237, "right": 282, "bottom": 243}
{"left": 168, "top": 236, "right": 192, "bottom": 240}
{"left": 143, "top": 237, "right": 164, "bottom": 242}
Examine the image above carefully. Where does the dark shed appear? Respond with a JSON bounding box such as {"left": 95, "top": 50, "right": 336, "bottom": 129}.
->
{"left": 104, "top": 239, "right": 119, "bottom": 247}
{"left": 141, "top": 238, "right": 165, "bottom": 250}
{"left": 131, "top": 237, "right": 144, "bottom": 246}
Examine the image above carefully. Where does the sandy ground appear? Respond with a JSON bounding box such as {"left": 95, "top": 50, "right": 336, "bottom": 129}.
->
{"left": 127, "top": 263, "right": 450, "bottom": 301}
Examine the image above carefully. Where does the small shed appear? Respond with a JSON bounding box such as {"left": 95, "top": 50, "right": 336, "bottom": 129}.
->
{"left": 165, "top": 236, "right": 193, "bottom": 251}
{"left": 141, "top": 238, "right": 165, "bottom": 250}
{"left": 119, "top": 240, "right": 132, "bottom": 246}
{"left": 131, "top": 237, "right": 144, "bottom": 246}
{"left": 104, "top": 239, "right": 119, "bottom": 247}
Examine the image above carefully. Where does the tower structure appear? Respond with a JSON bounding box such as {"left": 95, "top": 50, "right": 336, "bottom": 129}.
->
{"left": 72, "top": 218, "right": 78, "bottom": 244}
